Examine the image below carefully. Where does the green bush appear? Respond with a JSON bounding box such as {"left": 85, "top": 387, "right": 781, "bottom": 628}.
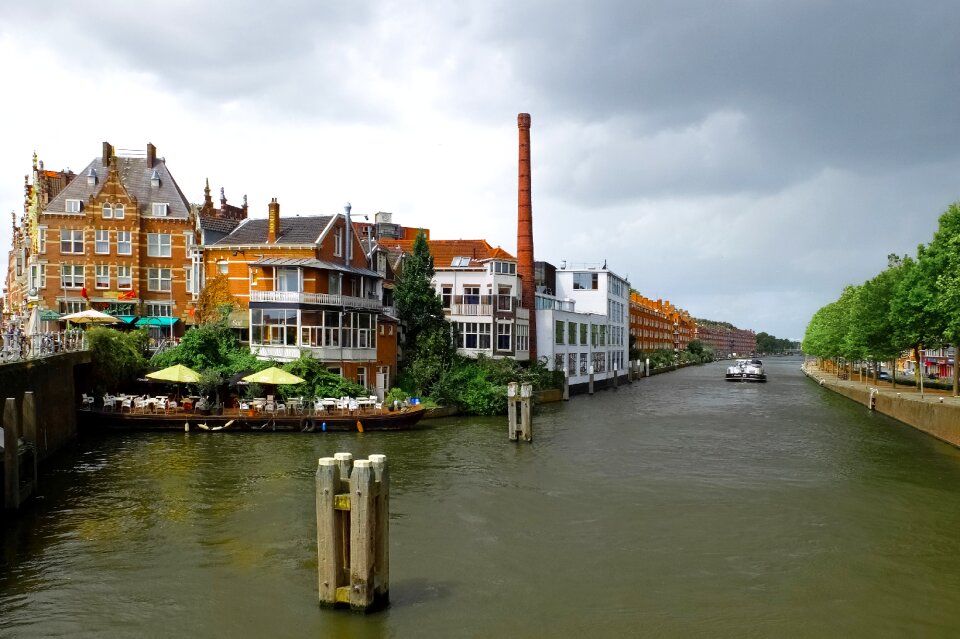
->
{"left": 87, "top": 327, "right": 149, "bottom": 393}
{"left": 279, "top": 355, "right": 368, "bottom": 400}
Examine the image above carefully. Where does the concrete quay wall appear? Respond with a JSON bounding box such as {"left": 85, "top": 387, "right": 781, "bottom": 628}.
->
{"left": 0, "top": 352, "right": 92, "bottom": 462}
{"left": 803, "top": 365, "right": 960, "bottom": 448}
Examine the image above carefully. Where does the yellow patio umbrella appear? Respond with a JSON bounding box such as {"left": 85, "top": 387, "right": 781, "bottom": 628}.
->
{"left": 241, "top": 367, "right": 305, "bottom": 385}
{"left": 146, "top": 364, "right": 202, "bottom": 400}
{"left": 146, "top": 364, "right": 202, "bottom": 383}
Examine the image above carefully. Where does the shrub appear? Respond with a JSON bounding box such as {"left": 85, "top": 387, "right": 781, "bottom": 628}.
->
{"left": 86, "top": 327, "right": 148, "bottom": 393}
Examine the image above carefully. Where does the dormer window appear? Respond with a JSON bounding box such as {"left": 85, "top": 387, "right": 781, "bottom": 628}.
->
{"left": 86, "top": 168, "right": 97, "bottom": 186}
{"left": 151, "top": 169, "right": 161, "bottom": 188}
{"left": 152, "top": 203, "right": 169, "bottom": 217}
{"left": 65, "top": 199, "right": 82, "bottom": 213}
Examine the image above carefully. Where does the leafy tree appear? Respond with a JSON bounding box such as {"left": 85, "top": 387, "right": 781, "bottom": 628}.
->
{"left": 394, "top": 229, "right": 445, "bottom": 353}
{"left": 890, "top": 253, "right": 944, "bottom": 385}
{"left": 86, "top": 327, "right": 148, "bottom": 393}
{"left": 280, "top": 355, "right": 368, "bottom": 400}
{"left": 150, "top": 320, "right": 267, "bottom": 377}
{"left": 195, "top": 273, "right": 237, "bottom": 325}
{"left": 924, "top": 203, "right": 960, "bottom": 394}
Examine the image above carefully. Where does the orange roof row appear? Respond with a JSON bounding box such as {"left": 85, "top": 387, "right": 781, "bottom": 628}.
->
{"left": 385, "top": 238, "right": 515, "bottom": 267}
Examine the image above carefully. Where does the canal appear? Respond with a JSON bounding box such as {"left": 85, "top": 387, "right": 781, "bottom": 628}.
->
{"left": 3, "top": 358, "right": 960, "bottom": 637}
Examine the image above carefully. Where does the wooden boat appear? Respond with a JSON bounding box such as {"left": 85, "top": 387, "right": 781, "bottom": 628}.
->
{"left": 77, "top": 404, "right": 427, "bottom": 433}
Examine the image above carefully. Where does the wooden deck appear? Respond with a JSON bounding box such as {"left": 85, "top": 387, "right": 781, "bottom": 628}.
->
{"left": 77, "top": 405, "right": 427, "bottom": 433}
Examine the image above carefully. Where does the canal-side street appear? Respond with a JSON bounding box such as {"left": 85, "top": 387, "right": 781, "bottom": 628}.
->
{"left": 3, "top": 357, "right": 960, "bottom": 638}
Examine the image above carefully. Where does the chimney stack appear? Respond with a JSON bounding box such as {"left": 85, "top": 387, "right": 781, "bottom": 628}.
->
{"left": 146, "top": 143, "right": 157, "bottom": 168}
{"left": 344, "top": 202, "right": 353, "bottom": 265}
{"left": 101, "top": 141, "right": 112, "bottom": 165}
{"left": 517, "top": 113, "right": 537, "bottom": 362}
{"left": 267, "top": 198, "right": 280, "bottom": 243}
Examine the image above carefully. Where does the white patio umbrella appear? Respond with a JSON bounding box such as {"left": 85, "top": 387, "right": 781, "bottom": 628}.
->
{"left": 60, "top": 309, "right": 122, "bottom": 324}
{"left": 25, "top": 306, "right": 40, "bottom": 335}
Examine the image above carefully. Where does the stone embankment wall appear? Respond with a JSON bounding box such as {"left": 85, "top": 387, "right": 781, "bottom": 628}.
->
{"left": 803, "top": 365, "right": 960, "bottom": 448}
{"left": 0, "top": 352, "right": 91, "bottom": 461}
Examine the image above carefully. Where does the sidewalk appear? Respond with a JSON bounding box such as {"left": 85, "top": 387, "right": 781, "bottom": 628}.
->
{"left": 803, "top": 362, "right": 960, "bottom": 447}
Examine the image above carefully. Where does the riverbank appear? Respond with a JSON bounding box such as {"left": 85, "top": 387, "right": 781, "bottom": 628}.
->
{"left": 802, "top": 361, "right": 960, "bottom": 448}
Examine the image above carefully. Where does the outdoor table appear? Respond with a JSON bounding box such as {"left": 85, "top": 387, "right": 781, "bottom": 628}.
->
{"left": 286, "top": 398, "right": 304, "bottom": 414}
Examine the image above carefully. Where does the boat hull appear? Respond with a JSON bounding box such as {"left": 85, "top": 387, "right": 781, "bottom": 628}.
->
{"left": 77, "top": 405, "right": 427, "bottom": 433}
{"left": 725, "top": 373, "right": 767, "bottom": 382}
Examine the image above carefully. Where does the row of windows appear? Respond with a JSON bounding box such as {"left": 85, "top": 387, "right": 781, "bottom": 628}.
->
{"left": 250, "top": 309, "right": 377, "bottom": 350}
{"left": 55, "top": 229, "right": 187, "bottom": 257}
{"left": 56, "top": 265, "right": 177, "bottom": 292}
{"left": 64, "top": 200, "right": 170, "bottom": 217}
{"left": 552, "top": 351, "right": 626, "bottom": 376}
{"left": 454, "top": 321, "right": 528, "bottom": 352}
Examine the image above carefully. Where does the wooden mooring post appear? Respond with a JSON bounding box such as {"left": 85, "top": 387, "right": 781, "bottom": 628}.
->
{"left": 507, "top": 382, "right": 533, "bottom": 442}
{"left": 316, "top": 453, "right": 389, "bottom": 612}
{"left": 3, "top": 395, "right": 39, "bottom": 510}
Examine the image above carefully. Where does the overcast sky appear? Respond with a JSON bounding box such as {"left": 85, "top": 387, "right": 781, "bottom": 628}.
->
{"left": 3, "top": 1, "right": 960, "bottom": 340}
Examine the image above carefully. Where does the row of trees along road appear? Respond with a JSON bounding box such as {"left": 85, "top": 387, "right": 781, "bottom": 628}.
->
{"left": 803, "top": 202, "right": 960, "bottom": 395}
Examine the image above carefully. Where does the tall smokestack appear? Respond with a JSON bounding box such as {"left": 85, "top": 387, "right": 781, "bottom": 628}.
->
{"left": 267, "top": 198, "right": 280, "bottom": 243}
{"left": 517, "top": 113, "right": 537, "bottom": 363}
{"left": 344, "top": 202, "right": 352, "bottom": 265}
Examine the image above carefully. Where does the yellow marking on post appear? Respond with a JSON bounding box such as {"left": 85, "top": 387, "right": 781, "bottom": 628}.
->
{"left": 334, "top": 494, "right": 351, "bottom": 511}
{"left": 335, "top": 586, "right": 351, "bottom": 604}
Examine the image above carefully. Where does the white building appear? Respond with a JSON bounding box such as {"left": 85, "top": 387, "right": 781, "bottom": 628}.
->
{"left": 386, "top": 238, "right": 530, "bottom": 361}
{"left": 535, "top": 262, "right": 629, "bottom": 389}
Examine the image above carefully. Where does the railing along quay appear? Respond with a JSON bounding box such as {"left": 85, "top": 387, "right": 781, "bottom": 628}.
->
{"left": 0, "top": 330, "right": 88, "bottom": 364}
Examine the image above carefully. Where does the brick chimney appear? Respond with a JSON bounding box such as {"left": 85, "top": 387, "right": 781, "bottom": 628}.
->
{"left": 101, "top": 141, "right": 112, "bottom": 165}
{"left": 267, "top": 198, "right": 280, "bottom": 243}
{"left": 517, "top": 113, "right": 537, "bottom": 363}
{"left": 146, "top": 143, "right": 156, "bottom": 168}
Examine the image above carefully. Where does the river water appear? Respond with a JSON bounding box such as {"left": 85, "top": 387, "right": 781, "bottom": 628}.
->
{"left": 3, "top": 358, "right": 960, "bottom": 637}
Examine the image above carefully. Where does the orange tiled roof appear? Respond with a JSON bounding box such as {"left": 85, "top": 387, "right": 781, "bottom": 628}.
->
{"left": 386, "top": 238, "right": 515, "bottom": 267}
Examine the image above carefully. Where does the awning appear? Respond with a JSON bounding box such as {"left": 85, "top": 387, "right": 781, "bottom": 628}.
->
{"left": 135, "top": 316, "right": 179, "bottom": 327}
{"left": 115, "top": 315, "right": 138, "bottom": 324}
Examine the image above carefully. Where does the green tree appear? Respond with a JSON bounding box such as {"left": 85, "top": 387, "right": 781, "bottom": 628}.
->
{"left": 890, "top": 253, "right": 944, "bottom": 385}
{"left": 923, "top": 203, "right": 960, "bottom": 394}
{"left": 394, "top": 229, "right": 445, "bottom": 353}
{"left": 86, "top": 327, "right": 148, "bottom": 393}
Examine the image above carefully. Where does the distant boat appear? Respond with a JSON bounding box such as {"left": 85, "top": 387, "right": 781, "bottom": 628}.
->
{"left": 725, "top": 358, "right": 767, "bottom": 383}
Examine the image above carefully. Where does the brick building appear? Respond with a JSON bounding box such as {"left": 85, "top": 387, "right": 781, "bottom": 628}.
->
{"left": 695, "top": 321, "right": 757, "bottom": 357}
{"left": 204, "top": 201, "right": 396, "bottom": 394}
{"left": 24, "top": 142, "right": 195, "bottom": 341}
{"left": 628, "top": 292, "right": 695, "bottom": 355}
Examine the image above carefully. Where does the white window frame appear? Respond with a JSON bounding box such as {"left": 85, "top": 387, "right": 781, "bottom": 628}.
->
{"left": 184, "top": 267, "right": 194, "bottom": 295}
{"left": 65, "top": 199, "right": 82, "bottom": 213}
{"left": 60, "top": 264, "right": 84, "bottom": 289}
{"left": 103, "top": 204, "right": 113, "bottom": 219}
{"left": 146, "top": 303, "right": 172, "bottom": 317}
{"left": 117, "top": 265, "right": 132, "bottom": 290}
{"left": 95, "top": 265, "right": 110, "bottom": 289}
{"left": 147, "top": 233, "right": 172, "bottom": 258}
{"left": 117, "top": 231, "right": 132, "bottom": 255}
{"left": 148, "top": 267, "right": 172, "bottom": 292}
{"left": 152, "top": 203, "right": 169, "bottom": 217}
{"left": 60, "top": 229, "right": 83, "bottom": 254}
{"left": 497, "top": 321, "right": 512, "bottom": 351}
{"left": 334, "top": 227, "right": 343, "bottom": 257}
{"left": 38, "top": 227, "right": 47, "bottom": 254}
{"left": 95, "top": 229, "right": 110, "bottom": 254}
{"left": 114, "top": 204, "right": 125, "bottom": 219}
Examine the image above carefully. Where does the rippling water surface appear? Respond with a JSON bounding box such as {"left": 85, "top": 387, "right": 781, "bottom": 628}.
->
{"left": 4, "top": 359, "right": 960, "bottom": 637}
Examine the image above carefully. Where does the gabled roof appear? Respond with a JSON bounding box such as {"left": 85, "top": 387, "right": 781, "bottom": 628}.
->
{"left": 199, "top": 215, "right": 242, "bottom": 235}
{"left": 213, "top": 215, "right": 333, "bottom": 245}
{"left": 386, "top": 239, "right": 515, "bottom": 268}
{"left": 45, "top": 156, "right": 190, "bottom": 218}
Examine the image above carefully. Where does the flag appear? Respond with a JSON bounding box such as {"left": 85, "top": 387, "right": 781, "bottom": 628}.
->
{"left": 81, "top": 286, "right": 89, "bottom": 300}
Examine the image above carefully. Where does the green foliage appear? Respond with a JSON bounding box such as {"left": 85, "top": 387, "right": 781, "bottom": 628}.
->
{"left": 279, "top": 355, "right": 368, "bottom": 400}
{"left": 394, "top": 229, "right": 445, "bottom": 351}
{"left": 385, "top": 387, "right": 410, "bottom": 405}
{"left": 686, "top": 339, "right": 704, "bottom": 356}
{"left": 197, "top": 369, "right": 224, "bottom": 404}
{"left": 86, "top": 327, "right": 148, "bottom": 393}
{"left": 431, "top": 359, "right": 508, "bottom": 415}
{"left": 644, "top": 349, "right": 678, "bottom": 369}
{"left": 754, "top": 333, "right": 797, "bottom": 354}
{"left": 150, "top": 321, "right": 269, "bottom": 378}
{"left": 397, "top": 322, "right": 459, "bottom": 397}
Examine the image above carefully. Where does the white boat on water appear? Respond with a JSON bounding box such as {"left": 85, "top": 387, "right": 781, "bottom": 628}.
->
{"left": 725, "top": 358, "right": 767, "bottom": 383}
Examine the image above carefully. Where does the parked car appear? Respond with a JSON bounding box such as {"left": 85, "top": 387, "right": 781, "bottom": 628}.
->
{"left": 878, "top": 371, "right": 890, "bottom": 381}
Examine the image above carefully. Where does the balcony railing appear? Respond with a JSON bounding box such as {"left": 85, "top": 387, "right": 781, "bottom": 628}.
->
{"left": 445, "top": 295, "right": 521, "bottom": 316}
{"left": 250, "top": 290, "right": 382, "bottom": 310}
